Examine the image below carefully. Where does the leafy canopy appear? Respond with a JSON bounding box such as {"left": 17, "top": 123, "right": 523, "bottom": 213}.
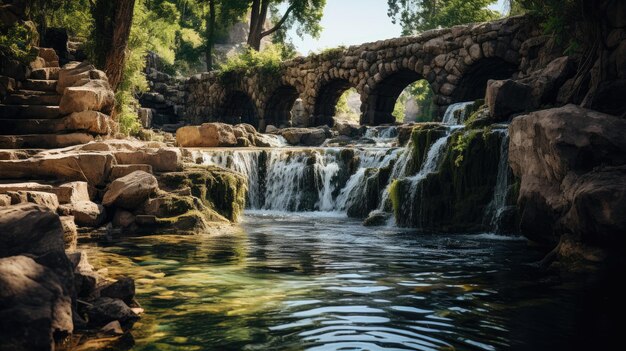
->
{"left": 387, "top": 0, "right": 501, "bottom": 35}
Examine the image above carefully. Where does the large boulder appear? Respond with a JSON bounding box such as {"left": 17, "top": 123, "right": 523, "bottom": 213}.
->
{"left": 176, "top": 123, "right": 237, "bottom": 147}
{"left": 63, "top": 111, "right": 112, "bottom": 135}
{"left": 0, "top": 255, "right": 73, "bottom": 351}
{"left": 102, "top": 171, "right": 159, "bottom": 210}
{"left": 59, "top": 79, "right": 115, "bottom": 115}
{"left": 158, "top": 166, "right": 247, "bottom": 223}
{"left": 485, "top": 79, "right": 534, "bottom": 121}
{"left": 0, "top": 204, "right": 65, "bottom": 258}
{"left": 509, "top": 105, "right": 626, "bottom": 257}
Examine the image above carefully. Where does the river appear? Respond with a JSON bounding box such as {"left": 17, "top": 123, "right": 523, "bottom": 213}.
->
{"left": 80, "top": 211, "right": 617, "bottom": 351}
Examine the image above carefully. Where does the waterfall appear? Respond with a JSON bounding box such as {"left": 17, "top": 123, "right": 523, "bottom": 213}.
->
{"left": 442, "top": 101, "right": 474, "bottom": 125}
{"left": 197, "top": 150, "right": 263, "bottom": 208}
{"left": 484, "top": 128, "right": 513, "bottom": 233}
{"left": 404, "top": 135, "right": 450, "bottom": 227}
{"left": 196, "top": 148, "right": 401, "bottom": 212}
{"left": 335, "top": 149, "right": 399, "bottom": 211}
{"left": 364, "top": 126, "right": 399, "bottom": 147}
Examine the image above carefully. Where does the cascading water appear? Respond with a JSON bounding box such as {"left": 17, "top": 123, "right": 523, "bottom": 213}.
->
{"left": 195, "top": 147, "right": 401, "bottom": 212}
{"left": 193, "top": 118, "right": 512, "bottom": 232}
{"left": 442, "top": 101, "right": 474, "bottom": 125}
{"left": 483, "top": 128, "right": 514, "bottom": 233}
{"left": 387, "top": 135, "right": 451, "bottom": 226}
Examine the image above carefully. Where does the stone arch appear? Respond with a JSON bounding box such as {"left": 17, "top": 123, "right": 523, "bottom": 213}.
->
{"left": 264, "top": 85, "right": 300, "bottom": 129}
{"left": 452, "top": 57, "right": 518, "bottom": 102}
{"left": 363, "top": 69, "right": 427, "bottom": 126}
{"left": 313, "top": 79, "right": 355, "bottom": 127}
{"left": 219, "top": 91, "right": 259, "bottom": 128}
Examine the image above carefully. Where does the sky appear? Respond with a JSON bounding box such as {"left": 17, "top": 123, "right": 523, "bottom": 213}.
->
{"left": 284, "top": 0, "right": 508, "bottom": 55}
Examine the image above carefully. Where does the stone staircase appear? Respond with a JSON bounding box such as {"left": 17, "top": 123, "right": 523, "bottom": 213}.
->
{"left": 0, "top": 48, "right": 97, "bottom": 149}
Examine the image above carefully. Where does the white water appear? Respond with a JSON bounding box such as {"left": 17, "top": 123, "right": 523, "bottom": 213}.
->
{"left": 364, "top": 126, "right": 399, "bottom": 147}
{"left": 483, "top": 128, "right": 512, "bottom": 233}
{"left": 196, "top": 148, "right": 401, "bottom": 212}
{"left": 194, "top": 122, "right": 510, "bottom": 232}
{"left": 393, "top": 135, "right": 451, "bottom": 226}
{"left": 442, "top": 101, "right": 474, "bottom": 125}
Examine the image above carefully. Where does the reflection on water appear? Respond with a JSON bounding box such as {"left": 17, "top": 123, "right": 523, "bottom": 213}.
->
{"left": 81, "top": 211, "right": 619, "bottom": 351}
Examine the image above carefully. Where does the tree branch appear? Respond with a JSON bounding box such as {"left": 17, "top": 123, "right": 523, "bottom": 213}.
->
{"left": 260, "top": 4, "right": 295, "bottom": 38}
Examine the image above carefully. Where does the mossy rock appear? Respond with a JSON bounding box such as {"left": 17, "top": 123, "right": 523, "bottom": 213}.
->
{"left": 159, "top": 165, "right": 247, "bottom": 222}
{"left": 408, "top": 123, "right": 448, "bottom": 175}
{"left": 391, "top": 127, "right": 510, "bottom": 232}
{"left": 133, "top": 211, "right": 211, "bottom": 235}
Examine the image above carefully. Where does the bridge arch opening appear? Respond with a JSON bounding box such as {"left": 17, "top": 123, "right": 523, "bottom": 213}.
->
{"left": 365, "top": 70, "right": 435, "bottom": 125}
{"left": 452, "top": 57, "right": 518, "bottom": 102}
{"left": 313, "top": 79, "right": 356, "bottom": 127}
{"left": 264, "top": 85, "right": 300, "bottom": 130}
{"left": 220, "top": 91, "right": 259, "bottom": 128}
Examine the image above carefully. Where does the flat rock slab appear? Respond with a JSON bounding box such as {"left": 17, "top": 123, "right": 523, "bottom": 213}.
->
{"left": 0, "top": 133, "right": 95, "bottom": 149}
{"left": 0, "top": 152, "right": 115, "bottom": 186}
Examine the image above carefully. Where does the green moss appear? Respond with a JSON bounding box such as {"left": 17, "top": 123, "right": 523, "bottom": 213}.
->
{"left": 313, "top": 46, "right": 347, "bottom": 61}
{"left": 393, "top": 127, "right": 507, "bottom": 232}
{"left": 160, "top": 166, "right": 248, "bottom": 222}
{"left": 452, "top": 129, "right": 480, "bottom": 167}
{"left": 389, "top": 179, "right": 401, "bottom": 220}
{"left": 409, "top": 123, "right": 448, "bottom": 174}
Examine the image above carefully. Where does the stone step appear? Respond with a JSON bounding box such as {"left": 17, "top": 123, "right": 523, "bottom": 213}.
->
{"left": 0, "top": 133, "right": 95, "bottom": 149}
{"left": 0, "top": 105, "right": 63, "bottom": 119}
{"left": 46, "top": 61, "right": 60, "bottom": 68}
{"left": 3, "top": 93, "right": 62, "bottom": 106}
{"left": 37, "top": 48, "right": 59, "bottom": 64}
{"left": 21, "top": 79, "right": 57, "bottom": 92}
{"left": 0, "top": 113, "right": 109, "bottom": 135}
{"left": 30, "top": 67, "right": 61, "bottom": 80}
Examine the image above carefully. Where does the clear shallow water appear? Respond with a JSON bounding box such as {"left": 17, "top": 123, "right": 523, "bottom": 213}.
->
{"left": 81, "top": 212, "right": 618, "bottom": 351}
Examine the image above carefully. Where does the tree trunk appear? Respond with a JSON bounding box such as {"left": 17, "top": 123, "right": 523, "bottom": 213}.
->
{"left": 91, "top": 0, "right": 136, "bottom": 91}
{"left": 247, "top": 0, "right": 295, "bottom": 51}
{"left": 104, "top": 0, "right": 136, "bottom": 91}
{"left": 205, "top": 0, "right": 216, "bottom": 70}
{"left": 247, "top": 0, "right": 263, "bottom": 50}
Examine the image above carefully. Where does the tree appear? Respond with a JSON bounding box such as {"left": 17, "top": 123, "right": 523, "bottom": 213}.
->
{"left": 90, "top": 0, "right": 136, "bottom": 91}
{"left": 225, "top": 0, "right": 325, "bottom": 51}
{"left": 204, "top": 0, "right": 216, "bottom": 70}
{"left": 387, "top": 0, "right": 500, "bottom": 35}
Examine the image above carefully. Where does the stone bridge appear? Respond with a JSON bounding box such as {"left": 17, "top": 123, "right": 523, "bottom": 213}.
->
{"left": 184, "top": 15, "right": 546, "bottom": 130}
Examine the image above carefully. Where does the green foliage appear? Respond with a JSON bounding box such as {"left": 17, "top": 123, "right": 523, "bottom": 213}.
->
{"left": 49, "top": 0, "right": 92, "bottom": 38}
{"left": 218, "top": 44, "right": 285, "bottom": 80}
{"left": 387, "top": 0, "right": 501, "bottom": 35}
{"left": 315, "top": 46, "right": 347, "bottom": 61}
{"left": 0, "top": 22, "right": 38, "bottom": 63}
{"left": 392, "top": 80, "right": 436, "bottom": 122}
{"left": 452, "top": 129, "right": 480, "bottom": 167}
{"left": 507, "top": 0, "right": 583, "bottom": 54}
{"left": 115, "top": 90, "right": 142, "bottom": 136}
{"left": 335, "top": 88, "right": 360, "bottom": 123}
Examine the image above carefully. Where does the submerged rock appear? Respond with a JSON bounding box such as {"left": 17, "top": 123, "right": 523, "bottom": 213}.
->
{"left": 363, "top": 211, "right": 391, "bottom": 226}
{"left": 84, "top": 297, "right": 139, "bottom": 328}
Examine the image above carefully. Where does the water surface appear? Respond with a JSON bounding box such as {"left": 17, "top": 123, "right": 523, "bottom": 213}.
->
{"left": 82, "top": 211, "right": 617, "bottom": 351}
